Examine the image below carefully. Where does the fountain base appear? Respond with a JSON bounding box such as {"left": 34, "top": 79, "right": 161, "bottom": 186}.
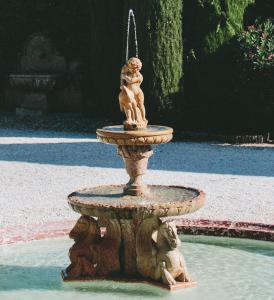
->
{"left": 65, "top": 185, "right": 205, "bottom": 289}
{"left": 62, "top": 125, "right": 206, "bottom": 290}
{"left": 16, "top": 107, "right": 46, "bottom": 117}
{"left": 16, "top": 92, "right": 48, "bottom": 117}
{"left": 61, "top": 271, "right": 197, "bottom": 291}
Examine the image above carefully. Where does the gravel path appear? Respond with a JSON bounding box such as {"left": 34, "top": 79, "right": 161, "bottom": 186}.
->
{"left": 0, "top": 129, "right": 273, "bottom": 228}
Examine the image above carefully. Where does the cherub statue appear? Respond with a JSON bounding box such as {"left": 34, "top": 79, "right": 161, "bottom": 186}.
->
{"left": 65, "top": 216, "right": 122, "bottom": 279}
{"left": 119, "top": 57, "right": 147, "bottom": 130}
{"left": 65, "top": 216, "right": 100, "bottom": 278}
{"left": 136, "top": 218, "right": 191, "bottom": 286}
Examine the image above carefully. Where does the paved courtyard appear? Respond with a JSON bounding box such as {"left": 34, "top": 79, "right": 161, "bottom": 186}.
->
{"left": 0, "top": 129, "right": 273, "bottom": 229}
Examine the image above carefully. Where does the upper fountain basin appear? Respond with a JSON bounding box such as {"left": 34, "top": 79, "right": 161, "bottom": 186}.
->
{"left": 97, "top": 125, "right": 173, "bottom": 145}
{"left": 9, "top": 74, "right": 61, "bottom": 92}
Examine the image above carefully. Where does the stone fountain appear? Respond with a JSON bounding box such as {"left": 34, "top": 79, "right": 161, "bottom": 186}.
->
{"left": 8, "top": 32, "right": 66, "bottom": 117}
{"left": 62, "top": 56, "right": 205, "bottom": 290}
{"left": 62, "top": 10, "right": 205, "bottom": 291}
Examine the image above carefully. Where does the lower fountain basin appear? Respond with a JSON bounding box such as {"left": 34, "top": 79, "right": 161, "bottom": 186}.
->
{"left": 0, "top": 235, "right": 273, "bottom": 300}
{"left": 68, "top": 185, "right": 205, "bottom": 219}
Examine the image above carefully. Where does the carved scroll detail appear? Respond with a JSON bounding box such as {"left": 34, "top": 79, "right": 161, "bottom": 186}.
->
{"left": 97, "top": 134, "right": 173, "bottom": 146}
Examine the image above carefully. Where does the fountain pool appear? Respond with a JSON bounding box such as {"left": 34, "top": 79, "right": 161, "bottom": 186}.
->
{"left": 1, "top": 235, "right": 273, "bottom": 300}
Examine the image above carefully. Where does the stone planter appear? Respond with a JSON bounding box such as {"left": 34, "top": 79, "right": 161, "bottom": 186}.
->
{"left": 9, "top": 74, "right": 61, "bottom": 117}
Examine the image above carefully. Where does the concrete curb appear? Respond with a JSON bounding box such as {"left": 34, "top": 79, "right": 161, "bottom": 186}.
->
{"left": 0, "top": 220, "right": 74, "bottom": 245}
{"left": 1, "top": 219, "right": 274, "bottom": 245}
{"left": 176, "top": 219, "right": 274, "bottom": 242}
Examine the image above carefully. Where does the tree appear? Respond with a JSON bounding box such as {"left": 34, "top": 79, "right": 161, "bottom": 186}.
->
{"left": 123, "top": 0, "right": 183, "bottom": 122}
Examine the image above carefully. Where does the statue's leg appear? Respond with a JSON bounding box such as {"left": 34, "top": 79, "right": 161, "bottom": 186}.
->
{"left": 82, "top": 257, "right": 97, "bottom": 276}
{"left": 66, "top": 256, "right": 83, "bottom": 278}
{"left": 131, "top": 101, "right": 139, "bottom": 122}
{"left": 137, "top": 91, "right": 146, "bottom": 121}
{"left": 125, "top": 106, "right": 133, "bottom": 123}
{"left": 176, "top": 256, "right": 191, "bottom": 282}
{"left": 176, "top": 272, "right": 191, "bottom": 282}
{"left": 160, "top": 261, "right": 177, "bottom": 286}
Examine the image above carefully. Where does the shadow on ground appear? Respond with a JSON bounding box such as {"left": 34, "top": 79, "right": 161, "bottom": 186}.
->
{"left": 0, "top": 139, "right": 273, "bottom": 177}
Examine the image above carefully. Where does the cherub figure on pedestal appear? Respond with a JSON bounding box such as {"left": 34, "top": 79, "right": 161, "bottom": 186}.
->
{"left": 119, "top": 57, "right": 147, "bottom": 130}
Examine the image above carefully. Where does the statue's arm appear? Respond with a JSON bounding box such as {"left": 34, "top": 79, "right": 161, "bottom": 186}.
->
{"left": 139, "top": 73, "right": 143, "bottom": 84}
{"left": 120, "top": 65, "right": 127, "bottom": 87}
{"left": 124, "top": 72, "right": 143, "bottom": 84}
{"left": 119, "top": 101, "right": 124, "bottom": 112}
{"left": 120, "top": 74, "right": 126, "bottom": 87}
{"left": 123, "top": 75, "right": 140, "bottom": 84}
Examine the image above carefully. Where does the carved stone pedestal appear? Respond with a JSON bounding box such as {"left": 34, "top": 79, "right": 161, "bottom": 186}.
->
{"left": 9, "top": 73, "right": 60, "bottom": 117}
{"left": 97, "top": 125, "right": 173, "bottom": 197}
{"left": 16, "top": 92, "right": 48, "bottom": 117}
{"left": 118, "top": 145, "right": 153, "bottom": 196}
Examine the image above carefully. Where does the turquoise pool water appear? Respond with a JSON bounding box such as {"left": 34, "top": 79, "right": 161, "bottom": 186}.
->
{"left": 0, "top": 235, "right": 274, "bottom": 300}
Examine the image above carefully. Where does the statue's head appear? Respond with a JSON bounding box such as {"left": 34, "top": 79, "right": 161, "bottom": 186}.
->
{"left": 69, "top": 216, "right": 100, "bottom": 243}
{"left": 158, "top": 221, "right": 181, "bottom": 250}
{"left": 127, "top": 57, "right": 142, "bottom": 72}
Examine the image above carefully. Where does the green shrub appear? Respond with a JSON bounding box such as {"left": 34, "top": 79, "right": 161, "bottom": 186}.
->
{"left": 236, "top": 18, "right": 274, "bottom": 132}
{"left": 183, "top": 0, "right": 255, "bottom": 132}
{"left": 238, "top": 19, "right": 274, "bottom": 72}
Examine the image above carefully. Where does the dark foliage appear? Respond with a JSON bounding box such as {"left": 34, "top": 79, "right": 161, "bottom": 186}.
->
{"left": 235, "top": 19, "right": 274, "bottom": 132}
{"left": 183, "top": 0, "right": 274, "bottom": 133}
{"left": 0, "top": 0, "right": 273, "bottom": 133}
{"left": 0, "top": 1, "right": 91, "bottom": 71}
{"left": 123, "top": 0, "right": 183, "bottom": 124}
